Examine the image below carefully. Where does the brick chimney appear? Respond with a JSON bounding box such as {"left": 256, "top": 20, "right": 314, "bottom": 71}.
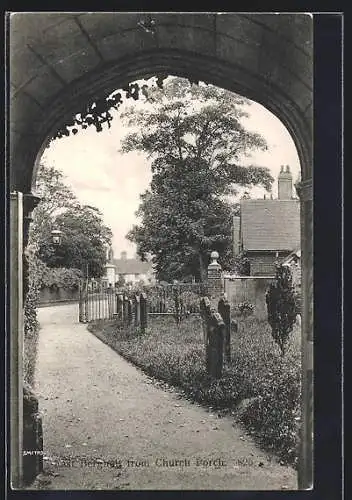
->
{"left": 278, "top": 165, "right": 293, "bottom": 200}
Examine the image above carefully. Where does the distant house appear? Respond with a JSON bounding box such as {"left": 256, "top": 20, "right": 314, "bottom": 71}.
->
{"left": 113, "top": 251, "right": 155, "bottom": 284}
{"left": 233, "top": 165, "right": 300, "bottom": 276}
{"left": 102, "top": 248, "right": 155, "bottom": 287}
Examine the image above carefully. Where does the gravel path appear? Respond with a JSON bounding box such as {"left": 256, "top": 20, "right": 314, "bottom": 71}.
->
{"left": 32, "top": 304, "right": 297, "bottom": 490}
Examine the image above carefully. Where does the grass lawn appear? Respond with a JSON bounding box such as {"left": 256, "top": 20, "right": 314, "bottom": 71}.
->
{"left": 88, "top": 314, "right": 301, "bottom": 466}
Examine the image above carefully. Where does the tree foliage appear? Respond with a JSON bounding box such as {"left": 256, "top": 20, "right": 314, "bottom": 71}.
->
{"left": 38, "top": 204, "right": 112, "bottom": 278}
{"left": 127, "top": 176, "right": 235, "bottom": 282}
{"left": 24, "top": 250, "right": 44, "bottom": 337}
{"left": 29, "top": 163, "right": 79, "bottom": 250}
{"left": 25, "top": 164, "right": 79, "bottom": 379}
{"left": 121, "top": 78, "right": 274, "bottom": 281}
{"left": 226, "top": 252, "right": 251, "bottom": 276}
{"left": 40, "top": 266, "right": 82, "bottom": 289}
{"left": 266, "top": 264, "right": 297, "bottom": 356}
{"left": 30, "top": 163, "right": 112, "bottom": 279}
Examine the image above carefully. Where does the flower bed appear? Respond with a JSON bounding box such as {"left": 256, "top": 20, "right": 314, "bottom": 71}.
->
{"left": 88, "top": 315, "right": 301, "bottom": 466}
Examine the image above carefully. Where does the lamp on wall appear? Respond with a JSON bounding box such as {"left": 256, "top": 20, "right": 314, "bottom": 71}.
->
{"left": 51, "top": 228, "right": 63, "bottom": 245}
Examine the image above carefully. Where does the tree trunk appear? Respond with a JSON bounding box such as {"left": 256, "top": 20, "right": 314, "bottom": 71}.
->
{"left": 198, "top": 253, "right": 207, "bottom": 283}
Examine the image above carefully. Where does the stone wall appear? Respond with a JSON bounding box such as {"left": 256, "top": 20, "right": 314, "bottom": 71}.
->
{"left": 224, "top": 276, "right": 275, "bottom": 320}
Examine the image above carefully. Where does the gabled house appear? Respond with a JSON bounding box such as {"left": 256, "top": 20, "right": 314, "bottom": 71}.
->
{"left": 233, "top": 165, "right": 300, "bottom": 276}
{"left": 102, "top": 248, "right": 155, "bottom": 286}
{"left": 113, "top": 251, "right": 155, "bottom": 285}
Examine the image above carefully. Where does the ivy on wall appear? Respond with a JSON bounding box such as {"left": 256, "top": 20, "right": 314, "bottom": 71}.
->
{"left": 24, "top": 251, "right": 43, "bottom": 386}
{"left": 24, "top": 252, "right": 83, "bottom": 385}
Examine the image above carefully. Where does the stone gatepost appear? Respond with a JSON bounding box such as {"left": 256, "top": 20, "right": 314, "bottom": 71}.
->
{"left": 207, "top": 251, "right": 224, "bottom": 309}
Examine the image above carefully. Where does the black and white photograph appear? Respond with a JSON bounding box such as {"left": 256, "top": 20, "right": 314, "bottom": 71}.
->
{"left": 7, "top": 11, "right": 319, "bottom": 491}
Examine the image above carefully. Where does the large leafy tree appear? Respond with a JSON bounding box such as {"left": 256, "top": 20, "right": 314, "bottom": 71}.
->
{"left": 29, "top": 163, "right": 79, "bottom": 250}
{"left": 38, "top": 205, "right": 112, "bottom": 278}
{"left": 25, "top": 164, "right": 80, "bottom": 308}
{"left": 29, "top": 163, "right": 112, "bottom": 279}
{"left": 121, "top": 78, "right": 274, "bottom": 282}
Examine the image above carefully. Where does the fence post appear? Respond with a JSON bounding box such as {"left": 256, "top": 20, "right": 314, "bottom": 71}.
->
{"left": 134, "top": 294, "right": 140, "bottom": 327}
{"left": 207, "top": 312, "right": 224, "bottom": 378}
{"left": 123, "top": 295, "right": 129, "bottom": 325}
{"left": 200, "top": 296, "right": 211, "bottom": 347}
{"left": 140, "top": 293, "right": 147, "bottom": 334}
{"left": 207, "top": 250, "right": 224, "bottom": 308}
{"left": 114, "top": 292, "right": 118, "bottom": 319}
{"left": 107, "top": 286, "right": 114, "bottom": 320}
{"left": 162, "top": 288, "right": 167, "bottom": 312}
{"left": 174, "top": 285, "right": 181, "bottom": 325}
{"left": 83, "top": 281, "right": 88, "bottom": 323}
{"left": 116, "top": 294, "right": 123, "bottom": 320}
{"left": 158, "top": 289, "right": 164, "bottom": 314}
{"left": 127, "top": 299, "right": 133, "bottom": 326}
{"left": 218, "top": 297, "right": 231, "bottom": 363}
{"left": 79, "top": 280, "right": 88, "bottom": 323}
{"left": 79, "top": 282, "right": 83, "bottom": 322}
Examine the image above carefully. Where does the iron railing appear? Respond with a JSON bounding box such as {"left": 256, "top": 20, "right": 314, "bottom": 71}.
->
{"left": 79, "top": 283, "right": 208, "bottom": 323}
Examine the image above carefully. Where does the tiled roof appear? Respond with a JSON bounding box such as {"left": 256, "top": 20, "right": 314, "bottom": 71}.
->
{"left": 113, "top": 258, "right": 153, "bottom": 275}
{"left": 241, "top": 199, "right": 300, "bottom": 251}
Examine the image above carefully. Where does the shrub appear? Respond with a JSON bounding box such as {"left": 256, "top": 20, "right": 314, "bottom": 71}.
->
{"left": 226, "top": 253, "right": 250, "bottom": 275}
{"left": 40, "top": 266, "right": 82, "bottom": 289}
{"left": 235, "top": 301, "right": 255, "bottom": 317}
{"left": 23, "top": 251, "right": 44, "bottom": 386}
{"left": 23, "top": 252, "right": 81, "bottom": 385}
{"left": 266, "top": 264, "right": 297, "bottom": 356}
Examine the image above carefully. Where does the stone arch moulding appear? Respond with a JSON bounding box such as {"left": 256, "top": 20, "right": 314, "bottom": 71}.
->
{"left": 9, "top": 13, "right": 313, "bottom": 490}
{"left": 10, "top": 48, "right": 311, "bottom": 194}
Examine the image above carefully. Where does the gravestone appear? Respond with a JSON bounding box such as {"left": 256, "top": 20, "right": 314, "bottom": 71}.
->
{"left": 218, "top": 297, "right": 231, "bottom": 363}
{"left": 206, "top": 312, "right": 224, "bottom": 378}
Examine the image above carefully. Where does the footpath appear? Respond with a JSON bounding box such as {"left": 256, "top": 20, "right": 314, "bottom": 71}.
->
{"left": 31, "top": 304, "right": 297, "bottom": 490}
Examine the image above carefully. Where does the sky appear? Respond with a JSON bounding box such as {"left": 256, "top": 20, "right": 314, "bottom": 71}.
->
{"left": 41, "top": 78, "right": 301, "bottom": 259}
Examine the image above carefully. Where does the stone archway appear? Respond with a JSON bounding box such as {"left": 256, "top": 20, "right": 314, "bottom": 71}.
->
{"left": 8, "top": 12, "right": 313, "bottom": 489}
{"left": 10, "top": 12, "right": 312, "bottom": 194}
